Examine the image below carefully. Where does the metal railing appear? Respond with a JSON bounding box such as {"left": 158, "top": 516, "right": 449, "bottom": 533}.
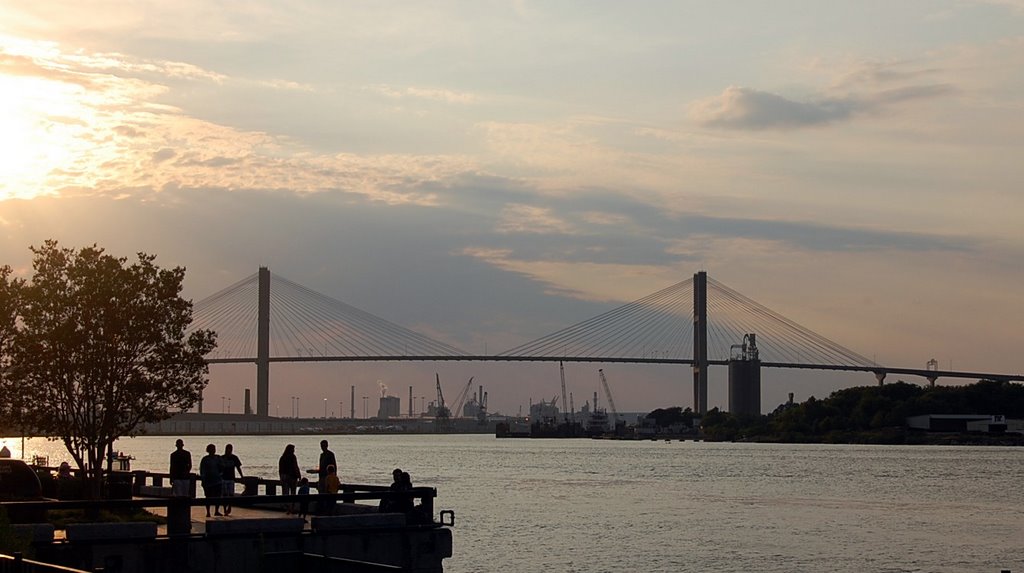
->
{"left": 30, "top": 467, "right": 436, "bottom": 514}
{"left": 2, "top": 489, "right": 439, "bottom": 537}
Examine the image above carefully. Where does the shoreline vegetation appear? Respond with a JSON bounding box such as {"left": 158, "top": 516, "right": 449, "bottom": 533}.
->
{"left": 685, "top": 379, "right": 1024, "bottom": 445}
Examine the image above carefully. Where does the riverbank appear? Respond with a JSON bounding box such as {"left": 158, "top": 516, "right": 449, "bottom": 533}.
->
{"left": 136, "top": 412, "right": 498, "bottom": 436}
{"left": 731, "top": 428, "right": 1024, "bottom": 446}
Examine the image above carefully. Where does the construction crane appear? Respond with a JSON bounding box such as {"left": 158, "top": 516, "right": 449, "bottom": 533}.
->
{"left": 434, "top": 373, "right": 450, "bottom": 429}
{"left": 597, "top": 369, "right": 619, "bottom": 427}
{"left": 559, "top": 362, "right": 569, "bottom": 424}
{"left": 452, "top": 376, "right": 475, "bottom": 418}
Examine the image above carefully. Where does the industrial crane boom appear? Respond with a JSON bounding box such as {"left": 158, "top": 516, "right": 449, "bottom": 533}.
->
{"left": 597, "top": 369, "right": 619, "bottom": 426}
{"left": 435, "top": 373, "right": 450, "bottom": 419}
{"left": 452, "top": 376, "right": 475, "bottom": 418}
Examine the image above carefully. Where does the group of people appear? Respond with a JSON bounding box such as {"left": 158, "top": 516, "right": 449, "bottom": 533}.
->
{"left": 380, "top": 468, "right": 415, "bottom": 513}
{"left": 168, "top": 439, "right": 244, "bottom": 517}
{"left": 278, "top": 440, "right": 340, "bottom": 517}
{"left": 168, "top": 438, "right": 419, "bottom": 520}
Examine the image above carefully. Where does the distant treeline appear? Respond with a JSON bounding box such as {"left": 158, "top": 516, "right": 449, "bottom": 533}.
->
{"left": 647, "top": 379, "right": 1024, "bottom": 444}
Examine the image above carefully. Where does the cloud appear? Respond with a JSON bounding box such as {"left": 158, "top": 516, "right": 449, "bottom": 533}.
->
{"left": 368, "top": 84, "right": 479, "bottom": 104}
{"left": 971, "top": 0, "right": 1024, "bottom": 11}
{"left": 690, "top": 83, "right": 954, "bottom": 130}
{"left": 690, "top": 58, "right": 957, "bottom": 130}
{"left": 496, "top": 204, "right": 569, "bottom": 234}
{"left": 0, "top": 34, "right": 483, "bottom": 205}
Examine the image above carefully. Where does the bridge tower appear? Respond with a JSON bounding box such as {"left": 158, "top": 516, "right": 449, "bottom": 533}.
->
{"left": 256, "top": 266, "right": 271, "bottom": 417}
{"left": 693, "top": 271, "right": 708, "bottom": 414}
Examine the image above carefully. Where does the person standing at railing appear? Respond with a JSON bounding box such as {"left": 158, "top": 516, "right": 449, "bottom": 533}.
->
{"left": 220, "top": 443, "right": 243, "bottom": 516}
{"left": 279, "top": 444, "right": 301, "bottom": 515}
{"left": 317, "top": 439, "right": 336, "bottom": 494}
{"left": 169, "top": 439, "right": 192, "bottom": 497}
{"left": 199, "top": 443, "right": 223, "bottom": 517}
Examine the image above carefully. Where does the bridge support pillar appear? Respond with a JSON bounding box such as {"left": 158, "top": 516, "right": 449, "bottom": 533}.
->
{"left": 926, "top": 376, "right": 937, "bottom": 388}
{"left": 693, "top": 271, "right": 708, "bottom": 414}
{"left": 256, "top": 267, "right": 271, "bottom": 418}
{"left": 874, "top": 371, "right": 886, "bottom": 386}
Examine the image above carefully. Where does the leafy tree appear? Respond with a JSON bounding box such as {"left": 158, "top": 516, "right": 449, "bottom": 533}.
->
{"left": 0, "top": 267, "right": 19, "bottom": 434}
{"left": 646, "top": 406, "right": 696, "bottom": 428}
{"left": 0, "top": 265, "right": 20, "bottom": 379}
{"left": 2, "top": 242, "right": 216, "bottom": 498}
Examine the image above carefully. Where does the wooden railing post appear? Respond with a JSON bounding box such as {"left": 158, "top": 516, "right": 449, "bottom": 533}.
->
{"left": 167, "top": 497, "right": 191, "bottom": 536}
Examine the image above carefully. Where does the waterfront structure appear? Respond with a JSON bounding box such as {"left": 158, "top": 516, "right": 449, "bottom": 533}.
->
{"left": 378, "top": 395, "right": 401, "bottom": 418}
{"left": 0, "top": 464, "right": 453, "bottom": 573}
{"left": 728, "top": 333, "right": 761, "bottom": 417}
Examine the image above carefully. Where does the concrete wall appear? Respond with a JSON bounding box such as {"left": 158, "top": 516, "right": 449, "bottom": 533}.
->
{"left": 29, "top": 518, "right": 452, "bottom": 573}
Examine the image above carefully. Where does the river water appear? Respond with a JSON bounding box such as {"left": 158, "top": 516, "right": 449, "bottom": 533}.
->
{"left": 5, "top": 434, "right": 1022, "bottom": 573}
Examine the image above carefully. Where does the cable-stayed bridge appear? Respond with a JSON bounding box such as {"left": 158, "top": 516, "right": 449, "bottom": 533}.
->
{"left": 189, "top": 268, "right": 1022, "bottom": 416}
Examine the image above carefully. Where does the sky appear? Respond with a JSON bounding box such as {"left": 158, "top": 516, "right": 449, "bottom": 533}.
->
{"left": 1, "top": 1, "right": 1022, "bottom": 417}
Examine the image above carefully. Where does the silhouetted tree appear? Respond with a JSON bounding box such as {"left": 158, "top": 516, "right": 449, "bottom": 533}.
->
{"left": 646, "top": 406, "right": 696, "bottom": 428}
{"left": 1, "top": 242, "right": 216, "bottom": 498}
{"left": 0, "top": 266, "right": 22, "bottom": 434}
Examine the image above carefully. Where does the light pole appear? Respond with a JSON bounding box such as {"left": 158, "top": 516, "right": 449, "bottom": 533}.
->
{"left": 323, "top": 398, "right": 327, "bottom": 418}
{"left": 296, "top": 397, "right": 300, "bottom": 418}
{"left": 227, "top": 398, "right": 231, "bottom": 414}
{"left": 221, "top": 396, "right": 225, "bottom": 413}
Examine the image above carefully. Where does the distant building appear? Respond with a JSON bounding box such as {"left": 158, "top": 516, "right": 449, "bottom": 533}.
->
{"left": 965, "top": 415, "right": 1024, "bottom": 434}
{"left": 905, "top": 414, "right": 1022, "bottom": 433}
{"left": 529, "top": 399, "right": 559, "bottom": 422}
{"left": 377, "top": 396, "right": 400, "bottom": 419}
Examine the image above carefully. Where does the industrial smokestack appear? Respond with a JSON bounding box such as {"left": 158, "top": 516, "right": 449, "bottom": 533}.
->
{"left": 409, "top": 386, "right": 413, "bottom": 417}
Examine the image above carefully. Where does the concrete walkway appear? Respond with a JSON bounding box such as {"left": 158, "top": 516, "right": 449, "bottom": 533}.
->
{"left": 145, "top": 498, "right": 378, "bottom": 535}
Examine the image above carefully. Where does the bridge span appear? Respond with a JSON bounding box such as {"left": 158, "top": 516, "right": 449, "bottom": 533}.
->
{"left": 190, "top": 268, "right": 1022, "bottom": 417}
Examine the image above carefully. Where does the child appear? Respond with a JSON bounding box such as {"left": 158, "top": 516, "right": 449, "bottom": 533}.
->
{"left": 317, "top": 465, "right": 341, "bottom": 516}
{"left": 324, "top": 465, "right": 340, "bottom": 494}
{"left": 297, "top": 477, "right": 310, "bottom": 519}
